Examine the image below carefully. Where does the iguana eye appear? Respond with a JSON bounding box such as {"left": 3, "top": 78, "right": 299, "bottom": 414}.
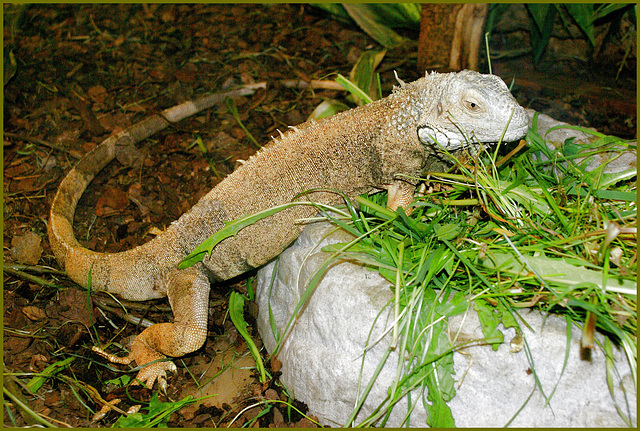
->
{"left": 464, "top": 99, "right": 480, "bottom": 110}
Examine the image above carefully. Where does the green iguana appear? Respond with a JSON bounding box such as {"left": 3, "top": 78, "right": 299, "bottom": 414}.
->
{"left": 48, "top": 70, "right": 529, "bottom": 390}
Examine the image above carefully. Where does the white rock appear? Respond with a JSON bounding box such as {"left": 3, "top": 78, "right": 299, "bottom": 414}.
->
{"left": 255, "top": 221, "right": 636, "bottom": 427}
{"left": 255, "top": 113, "right": 637, "bottom": 427}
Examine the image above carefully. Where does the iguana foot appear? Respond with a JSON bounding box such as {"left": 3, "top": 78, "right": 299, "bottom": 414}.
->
{"left": 92, "top": 336, "right": 177, "bottom": 391}
{"left": 386, "top": 179, "right": 416, "bottom": 212}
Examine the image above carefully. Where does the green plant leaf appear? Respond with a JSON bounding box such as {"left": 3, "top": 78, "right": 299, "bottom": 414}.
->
{"left": 568, "top": 186, "right": 637, "bottom": 202}
{"left": 308, "top": 99, "right": 351, "bottom": 120}
{"left": 353, "top": 194, "right": 397, "bottom": 219}
{"left": 565, "top": 3, "right": 595, "bottom": 45}
{"left": 342, "top": 4, "right": 409, "bottom": 49}
{"left": 105, "top": 375, "right": 132, "bottom": 387}
{"left": 113, "top": 393, "right": 195, "bottom": 427}
{"left": 594, "top": 3, "right": 634, "bottom": 21}
{"left": 526, "top": 4, "right": 557, "bottom": 64}
{"left": 434, "top": 223, "right": 462, "bottom": 241}
{"left": 425, "top": 390, "right": 456, "bottom": 428}
{"left": 310, "top": 3, "right": 352, "bottom": 24}
{"left": 228, "top": 291, "right": 267, "bottom": 382}
{"left": 365, "top": 4, "right": 421, "bottom": 29}
{"left": 474, "top": 299, "right": 505, "bottom": 350}
{"left": 335, "top": 74, "right": 374, "bottom": 106}
{"left": 312, "top": 3, "right": 420, "bottom": 30}
{"left": 485, "top": 253, "right": 637, "bottom": 294}
{"left": 435, "top": 290, "right": 468, "bottom": 317}
{"left": 349, "top": 50, "right": 386, "bottom": 103}
{"left": 527, "top": 3, "right": 552, "bottom": 33}
{"left": 179, "top": 202, "right": 309, "bottom": 269}
{"left": 486, "top": 4, "right": 513, "bottom": 35}
{"left": 26, "top": 357, "right": 75, "bottom": 394}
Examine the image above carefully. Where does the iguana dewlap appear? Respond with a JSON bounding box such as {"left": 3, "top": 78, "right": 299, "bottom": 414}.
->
{"left": 48, "top": 70, "right": 529, "bottom": 390}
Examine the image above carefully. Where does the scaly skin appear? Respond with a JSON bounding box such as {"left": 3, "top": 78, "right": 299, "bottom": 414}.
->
{"left": 48, "top": 70, "right": 529, "bottom": 390}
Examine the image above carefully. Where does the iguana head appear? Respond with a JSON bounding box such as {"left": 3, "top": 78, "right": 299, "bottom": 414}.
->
{"left": 398, "top": 70, "right": 529, "bottom": 152}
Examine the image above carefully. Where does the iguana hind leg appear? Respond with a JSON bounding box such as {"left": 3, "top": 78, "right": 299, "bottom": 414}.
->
{"left": 93, "top": 265, "right": 210, "bottom": 391}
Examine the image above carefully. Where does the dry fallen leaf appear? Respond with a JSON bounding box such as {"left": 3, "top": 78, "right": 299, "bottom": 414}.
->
{"left": 95, "top": 187, "right": 129, "bottom": 217}
{"left": 10, "top": 231, "right": 43, "bottom": 265}
{"left": 29, "top": 354, "right": 49, "bottom": 372}
{"left": 22, "top": 305, "right": 47, "bottom": 321}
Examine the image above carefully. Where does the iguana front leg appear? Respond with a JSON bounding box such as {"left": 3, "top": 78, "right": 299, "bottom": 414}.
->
{"left": 385, "top": 179, "right": 416, "bottom": 211}
{"left": 93, "top": 265, "right": 210, "bottom": 390}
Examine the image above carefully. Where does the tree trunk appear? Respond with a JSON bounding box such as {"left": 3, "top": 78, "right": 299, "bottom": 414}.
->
{"left": 418, "top": 3, "right": 488, "bottom": 72}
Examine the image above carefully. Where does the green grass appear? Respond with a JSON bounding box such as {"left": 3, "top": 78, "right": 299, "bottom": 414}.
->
{"left": 112, "top": 394, "right": 197, "bottom": 428}
{"left": 309, "top": 125, "right": 636, "bottom": 426}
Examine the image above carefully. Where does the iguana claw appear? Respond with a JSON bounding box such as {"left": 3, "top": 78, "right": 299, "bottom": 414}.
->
{"left": 130, "top": 359, "right": 177, "bottom": 392}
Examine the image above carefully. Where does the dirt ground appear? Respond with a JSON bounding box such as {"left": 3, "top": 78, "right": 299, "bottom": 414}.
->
{"left": 3, "top": 4, "right": 636, "bottom": 427}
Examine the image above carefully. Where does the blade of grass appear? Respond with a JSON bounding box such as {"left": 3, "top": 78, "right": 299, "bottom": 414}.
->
{"left": 225, "top": 96, "right": 260, "bottom": 149}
